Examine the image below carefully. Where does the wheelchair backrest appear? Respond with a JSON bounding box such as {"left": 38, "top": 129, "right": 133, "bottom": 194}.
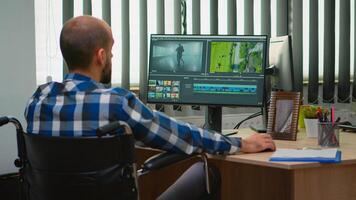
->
{"left": 21, "top": 132, "right": 138, "bottom": 200}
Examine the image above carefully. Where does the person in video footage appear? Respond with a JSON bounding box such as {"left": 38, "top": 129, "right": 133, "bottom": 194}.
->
{"left": 176, "top": 43, "right": 184, "bottom": 69}
{"left": 24, "top": 16, "right": 275, "bottom": 200}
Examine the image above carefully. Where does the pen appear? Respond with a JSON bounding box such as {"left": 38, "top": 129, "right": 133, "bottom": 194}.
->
{"left": 316, "top": 110, "right": 323, "bottom": 122}
{"left": 323, "top": 112, "right": 328, "bottom": 122}
{"left": 331, "top": 105, "right": 335, "bottom": 125}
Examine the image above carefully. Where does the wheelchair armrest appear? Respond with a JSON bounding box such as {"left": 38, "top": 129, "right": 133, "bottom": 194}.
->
{"left": 141, "top": 152, "right": 191, "bottom": 173}
{"left": 0, "top": 116, "right": 23, "bottom": 131}
{"left": 0, "top": 116, "right": 9, "bottom": 126}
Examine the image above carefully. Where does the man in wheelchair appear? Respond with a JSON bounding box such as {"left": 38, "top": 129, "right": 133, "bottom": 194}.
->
{"left": 24, "top": 16, "right": 275, "bottom": 199}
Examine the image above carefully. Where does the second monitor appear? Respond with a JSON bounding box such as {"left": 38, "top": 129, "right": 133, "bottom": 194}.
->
{"left": 268, "top": 35, "right": 294, "bottom": 92}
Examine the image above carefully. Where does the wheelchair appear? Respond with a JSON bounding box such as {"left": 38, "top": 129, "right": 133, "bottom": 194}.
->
{"left": 0, "top": 116, "right": 214, "bottom": 200}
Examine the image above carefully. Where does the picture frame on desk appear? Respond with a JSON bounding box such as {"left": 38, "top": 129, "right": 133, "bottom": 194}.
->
{"left": 267, "top": 91, "right": 301, "bottom": 141}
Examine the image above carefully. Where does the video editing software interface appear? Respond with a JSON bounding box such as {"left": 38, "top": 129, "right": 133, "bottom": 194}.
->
{"left": 147, "top": 35, "right": 267, "bottom": 106}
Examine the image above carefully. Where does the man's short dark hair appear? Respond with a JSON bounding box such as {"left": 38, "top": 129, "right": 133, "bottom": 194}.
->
{"left": 60, "top": 17, "right": 111, "bottom": 70}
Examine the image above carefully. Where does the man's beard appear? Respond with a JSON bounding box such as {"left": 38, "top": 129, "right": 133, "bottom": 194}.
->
{"left": 100, "top": 60, "right": 111, "bottom": 84}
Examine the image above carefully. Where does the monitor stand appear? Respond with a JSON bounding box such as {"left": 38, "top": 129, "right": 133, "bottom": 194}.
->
{"left": 249, "top": 107, "right": 267, "bottom": 133}
{"left": 205, "top": 106, "right": 222, "bottom": 133}
{"left": 250, "top": 75, "right": 271, "bottom": 133}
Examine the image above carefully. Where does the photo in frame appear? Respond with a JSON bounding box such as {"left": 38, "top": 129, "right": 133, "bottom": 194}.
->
{"left": 267, "top": 91, "right": 301, "bottom": 141}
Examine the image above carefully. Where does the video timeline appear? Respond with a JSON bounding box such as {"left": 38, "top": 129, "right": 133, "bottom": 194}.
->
{"left": 193, "top": 83, "right": 257, "bottom": 94}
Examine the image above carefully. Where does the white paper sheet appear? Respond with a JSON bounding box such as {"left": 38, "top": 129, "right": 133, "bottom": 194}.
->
{"left": 271, "top": 148, "right": 338, "bottom": 159}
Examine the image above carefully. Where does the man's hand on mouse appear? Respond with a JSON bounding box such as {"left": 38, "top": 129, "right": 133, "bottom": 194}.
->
{"left": 240, "top": 133, "right": 276, "bottom": 153}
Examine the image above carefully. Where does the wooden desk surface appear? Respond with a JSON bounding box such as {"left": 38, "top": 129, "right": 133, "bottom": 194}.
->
{"left": 137, "top": 129, "right": 356, "bottom": 200}
{"left": 220, "top": 129, "right": 356, "bottom": 169}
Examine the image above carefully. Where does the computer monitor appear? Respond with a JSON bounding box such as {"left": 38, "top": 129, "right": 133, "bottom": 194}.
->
{"left": 268, "top": 35, "right": 294, "bottom": 92}
{"left": 251, "top": 35, "right": 295, "bottom": 133}
{"left": 147, "top": 35, "right": 268, "bottom": 132}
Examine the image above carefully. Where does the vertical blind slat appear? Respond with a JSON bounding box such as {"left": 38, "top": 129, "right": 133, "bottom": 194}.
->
{"left": 290, "top": 0, "right": 303, "bottom": 93}
{"left": 83, "top": 0, "right": 92, "bottom": 15}
{"left": 338, "top": 0, "right": 351, "bottom": 102}
{"left": 210, "top": 0, "right": 218, "bottom": 34}
{"left": 227, "top": 0, "right": 237, "bottom": 35}
{"left": 102, "top": 0, "right": 111, "bottom": 26}
{"left": 174, "top": 0, "right": 182, "bottom": 34}
{"left": 181, "top": 0, "right": 187, "bottom": 34}
{"left": 102, "top": 0, "right": 111, "bottom": 87}
{"left": 244, "top": 0, "right": 253, "bottom": 35}
{"left": 62, "top": 0, "right": 74, "bottom": 28}
{"left": 323, "top": 0, "right": 335, "bottom": 103}
{"left": 192, "top": 0, "right": 201, "bottom": 34}
{"left": 157, "top": 0, "right": 165, "bottom": 34}
{"left": 276, "top": 0, "right": 288, "bottom": 36}
{"left": 121, "top": 0, "right": 130, "bottom": 89}
{"left": 139, "top": 0, "right": 148, "bottom": 102}
{"left": 261, "top": 0, "right": 271, "bottom": 37}
{"left": 62, "top": 0, "right": 74, "bottom": 76}
{"left": 308, "top": 0, "right": 319, "bottom": 103}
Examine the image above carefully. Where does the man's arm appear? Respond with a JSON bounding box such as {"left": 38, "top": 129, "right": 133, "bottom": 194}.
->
{"left": 118, "top": 92, "right": 275, "bottom": 155}
{"left": 119, "top": 92, "right": 240, "bottom": 155}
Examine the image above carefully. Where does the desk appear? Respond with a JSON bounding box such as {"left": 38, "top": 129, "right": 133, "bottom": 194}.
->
{"left": 136, "top": 129, "right": 356, "bottom": 200}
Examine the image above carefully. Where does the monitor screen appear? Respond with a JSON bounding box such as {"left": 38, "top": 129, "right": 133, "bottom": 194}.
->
{"left": 269, "top": 35, "right": 294, "bottom": 91}
{"left": 147, "top": 35, "right": 268, "bottom": 107}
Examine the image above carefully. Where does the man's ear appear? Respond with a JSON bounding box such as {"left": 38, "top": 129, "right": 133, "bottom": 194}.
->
{"left": 96, "top": 48, "right": 107, "bottom": 67}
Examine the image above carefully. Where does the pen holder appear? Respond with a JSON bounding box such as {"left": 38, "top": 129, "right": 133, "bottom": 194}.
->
{"left": 317, "top": 122, "right": 339, "bottom": 147}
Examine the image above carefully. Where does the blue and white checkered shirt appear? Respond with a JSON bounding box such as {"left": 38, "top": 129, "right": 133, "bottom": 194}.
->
{"left": 25, "top": 73, "right": 241, "bottom": 155}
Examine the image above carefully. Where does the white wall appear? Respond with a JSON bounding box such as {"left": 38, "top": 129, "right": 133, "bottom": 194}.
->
{"left": 0, "top": 0, "right": 36, "bottom": 174}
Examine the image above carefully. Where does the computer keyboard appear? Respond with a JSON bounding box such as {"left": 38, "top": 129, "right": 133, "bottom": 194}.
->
{"left": 338, "top": 124, "right": 356, "bottom": 132}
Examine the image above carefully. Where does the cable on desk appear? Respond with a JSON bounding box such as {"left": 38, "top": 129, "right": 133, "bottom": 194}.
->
{"left": 232, "top": 111, "right": 262, "bottom": 130}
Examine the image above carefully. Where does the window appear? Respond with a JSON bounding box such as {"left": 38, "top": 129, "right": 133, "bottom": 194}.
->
{"left": 35, "top": 0, "right": 144, "bottom": 86}
{"left": 35, "top": 0, "right": 355, "bottom": 87}
{"left": 35, "top": 0, "right": 63, "bottom": 84}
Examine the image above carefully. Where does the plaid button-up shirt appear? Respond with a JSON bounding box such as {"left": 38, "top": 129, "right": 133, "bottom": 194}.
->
{"left": 25, "top": 73, "right": 241, "bottom": 155}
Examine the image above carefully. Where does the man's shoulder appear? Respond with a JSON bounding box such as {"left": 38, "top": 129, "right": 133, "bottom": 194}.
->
{"left": 33, "top": 81, "right": 64, "bottom": 96}
{"left": 32, "top": 81, "right": 136, "bottom": 100}
{"left": 37, "top": 81, "right": 55, "bottom": 90}
{"left": 92, "top": 87, "right": 135, "bottom": 98}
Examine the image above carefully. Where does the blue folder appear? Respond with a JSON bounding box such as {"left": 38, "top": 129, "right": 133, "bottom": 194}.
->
{"left": 269, "top": 150, "right": 342, "bottom": 163}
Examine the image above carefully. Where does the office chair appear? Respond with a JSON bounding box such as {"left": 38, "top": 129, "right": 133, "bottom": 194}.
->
{"left": 0, "top": 116, "right": 212, "bottom": 200}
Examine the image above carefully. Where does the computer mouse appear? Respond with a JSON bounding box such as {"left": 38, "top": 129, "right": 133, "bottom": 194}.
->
{"left": 339, "top": 121, "right": 352, "bottom": 126}
{"left": 262, "top": 148, "right": 274, "bottom": 152}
